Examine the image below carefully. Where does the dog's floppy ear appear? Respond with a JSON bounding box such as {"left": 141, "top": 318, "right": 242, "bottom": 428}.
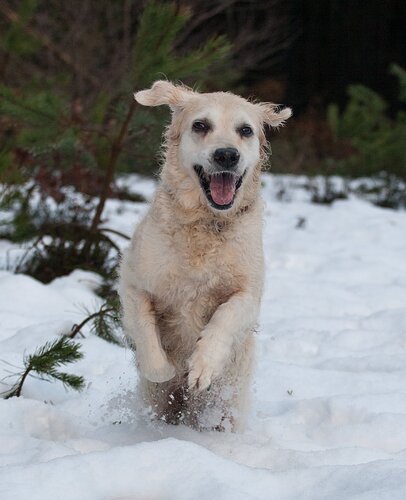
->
{"left": 134, "top": 80, "right": 193, "bottom": 109}
{"left": 260, "top": 103, "right": 292, "bottom": 128}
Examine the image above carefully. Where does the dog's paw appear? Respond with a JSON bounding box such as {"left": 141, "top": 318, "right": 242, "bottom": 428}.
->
{"left": 187, "top": 338, "right": 228, "bottom": 392}
{"left": 188, "top": 356, "right": 214, "bottom": 392}
{"left": 138, "top": 354, "right": 176, "bottom": 383}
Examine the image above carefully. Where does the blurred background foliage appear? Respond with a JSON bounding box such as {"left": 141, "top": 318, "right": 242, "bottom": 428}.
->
{"left": 0, "top": 0, "right": 405, "bottom": 281}
{"left": 0, "top": 0, "right": 405, "bottom": 186}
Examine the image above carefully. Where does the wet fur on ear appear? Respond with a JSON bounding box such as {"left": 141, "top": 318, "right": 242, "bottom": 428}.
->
{"left": 260, "top": 103, "right": 292, "bottom": 128}
{"left": 134, "top": 80, "right": 194, "bottom": 109}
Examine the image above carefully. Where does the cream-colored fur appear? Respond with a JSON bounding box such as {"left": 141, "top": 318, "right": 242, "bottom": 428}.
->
{"left": 119, "top": 81, "right": 291, "bottom": 430}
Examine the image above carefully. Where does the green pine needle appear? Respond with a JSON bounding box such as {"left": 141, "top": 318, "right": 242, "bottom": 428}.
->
{"left": 91, "top": 308, "right": 122, "bottom": 346}
{"left": 131, "top": 0, "right": 233, "bottom": 88}
{"left": 27, "top": 337, "right": 83, "bottom": 371}
{"left": 4, "top": 337, "right": 85, "bottom": 399}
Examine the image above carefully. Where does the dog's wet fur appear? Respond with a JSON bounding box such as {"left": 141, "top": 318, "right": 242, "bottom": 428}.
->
{"left": 119, "top": 81, "right": 291, "bottom": 431}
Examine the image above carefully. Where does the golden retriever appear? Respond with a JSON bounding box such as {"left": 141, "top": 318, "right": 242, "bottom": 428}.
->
{"left": 119, "top": 81, "right": 291, "bottom": 430}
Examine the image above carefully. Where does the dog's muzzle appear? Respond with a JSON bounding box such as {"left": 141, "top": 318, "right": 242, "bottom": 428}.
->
{"left": 194, "top": 164, "right": 246, "bottom": 211}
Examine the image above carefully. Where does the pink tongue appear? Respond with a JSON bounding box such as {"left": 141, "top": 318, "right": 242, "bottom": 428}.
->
{"left": 209, "top": 174, "right": 236, "bottom": 206}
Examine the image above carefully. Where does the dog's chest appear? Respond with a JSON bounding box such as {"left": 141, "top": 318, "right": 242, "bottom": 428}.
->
{"left": 153, "top": 226, "right": 242, "bottom": 342}
{"left": 168, "top": 218, "right": 246, "bottom": 281}
{"left": 173, "top": 221, "right": 230, "bottom": 268}
{"left": 152, "top": 220, "right": 244, "bottom": 306}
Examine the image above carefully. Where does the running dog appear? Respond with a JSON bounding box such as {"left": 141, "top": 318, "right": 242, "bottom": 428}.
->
{"left": 119, "top": 81, "right": 291, "bottom": 430}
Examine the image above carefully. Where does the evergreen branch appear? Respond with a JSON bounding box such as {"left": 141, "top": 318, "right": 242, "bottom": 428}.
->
{"left": 27, "top": 337, "right": 83, "bottom": 371}
{"left": 67, "top": 306, "right": 115, "bottom": 339}
{"left": 67, "top": 299, "right": 122, "bottom": 346}
{"left": 3, "top": 337, "right": 85, "bottom": 399}
{"left": 35, "top": 368, "right": 84, "bottom": 391}
{"left": 91, "top": 304, "right": 122, "bottom": 346}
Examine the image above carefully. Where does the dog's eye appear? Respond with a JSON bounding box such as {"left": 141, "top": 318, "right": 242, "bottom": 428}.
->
{"left": 192, "top": 121, "right": 210, "bottom": 133}
{"left": 239, "top": 126, "right": 253, "bottom": 137}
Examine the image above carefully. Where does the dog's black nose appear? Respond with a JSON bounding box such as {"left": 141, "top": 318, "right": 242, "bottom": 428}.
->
{"left": 213, "top": 148, "right": 240, "bottom": 170}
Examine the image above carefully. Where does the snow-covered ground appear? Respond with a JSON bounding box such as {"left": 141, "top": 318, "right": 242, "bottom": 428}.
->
{"left": 1, "top": 174, "right": 406, "bottom": 499}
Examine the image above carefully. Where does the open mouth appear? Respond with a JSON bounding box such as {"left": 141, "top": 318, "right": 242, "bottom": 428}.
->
{"left": 193, "top": 165, "right": 245, "bottom": 210}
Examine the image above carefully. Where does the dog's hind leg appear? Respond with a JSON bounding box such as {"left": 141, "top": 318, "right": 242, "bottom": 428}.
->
{"left": 121, "top": 286, "right": 176, "bottom": 383}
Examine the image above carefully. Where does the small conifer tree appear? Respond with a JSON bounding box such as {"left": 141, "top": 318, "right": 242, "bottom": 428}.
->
{"left": 0, "top": 0, "right": 234, "bottom": 278}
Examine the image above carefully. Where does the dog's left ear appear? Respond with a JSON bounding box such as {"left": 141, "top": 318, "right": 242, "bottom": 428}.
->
{"left": 260, "top": 103, "right": 292, "bottom": 128}
{"left": 134, "top": 80, "right": 193, "bottom": 110}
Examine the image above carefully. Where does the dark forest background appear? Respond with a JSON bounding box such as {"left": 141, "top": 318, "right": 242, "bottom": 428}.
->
{"left": 1, "top": 0, "right": 405, "bottom": 179}
{"left": 286, "top": 0, "right": 405, "bottom": 113}
{"left": 0, "top": 1, "right": 405, "bottom": 371}
{"left": 0, "top": 0, "right": 405, "bottom": 266}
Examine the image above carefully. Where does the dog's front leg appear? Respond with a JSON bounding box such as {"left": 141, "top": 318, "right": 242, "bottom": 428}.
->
{"left": 188, "top": 291, "right": 259, "bottom": 391}
{"left": 121, "top": 287, "right": 175, "bottom": 383}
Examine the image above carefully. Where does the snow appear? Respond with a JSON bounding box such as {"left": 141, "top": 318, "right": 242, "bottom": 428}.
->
{"left": 1, "top": 174, "right": 406, "bottom": 499}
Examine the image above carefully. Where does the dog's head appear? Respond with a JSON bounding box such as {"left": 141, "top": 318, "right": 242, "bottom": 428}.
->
{"left": 135, "top": 81, "right": 291, "bottom": 212}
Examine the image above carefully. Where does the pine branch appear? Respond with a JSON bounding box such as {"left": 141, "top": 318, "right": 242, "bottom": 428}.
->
{"left": 4, "top": 337, "right": 85, "bottom": 399}
{"left": 91, "top": 306, "right": 122, "bottom": 346}
{"left": 68, "top": 301, "right": 122, "bottom": 346}
{"left": 68, "top": 306, "right": 114, "bottom": 339}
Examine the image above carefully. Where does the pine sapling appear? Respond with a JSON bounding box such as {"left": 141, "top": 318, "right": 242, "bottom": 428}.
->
{"left": 4, "top": 337, "right": 85, "bottom": 399}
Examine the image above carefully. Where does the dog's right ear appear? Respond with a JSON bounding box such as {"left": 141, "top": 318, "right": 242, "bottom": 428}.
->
{"left": 134, "top": 81, "right": 193, "bottom": 110}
